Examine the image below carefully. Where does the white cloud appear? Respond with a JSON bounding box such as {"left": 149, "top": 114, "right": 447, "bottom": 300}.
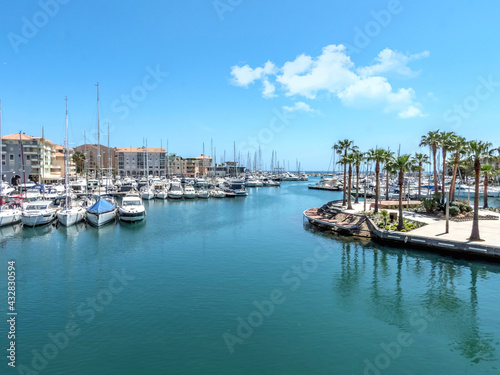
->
{"left": 230, "top": 60, "right": 276, "bottom": 87}
{"left": 262, "top": 80, "right": 276, "bottom": 98}
{"left": 282, "top": 101, "right": 315, "bottom": 113}
{"left": 357, "top": 48, "right": 430, "bottom": 77}
{"left": 398, "top": 105, "right": 427, "bottom": 119}
{"left": 276, "top": 44, "right": 358, "bottom": 99}
{"left": 230, "top": 44, "right": 429, "bottom": 118}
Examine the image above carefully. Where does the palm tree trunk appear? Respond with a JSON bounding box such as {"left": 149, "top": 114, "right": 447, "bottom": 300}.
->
{"left": 342, "top": 151, "right": 347, "bottom": 206}
{"left": 398, "top": 170, "right": 404, "bottom": 230}
{"left": 484, "top": 174, "right": 489, "bottom": 208}
{"left": 374, "top": 162, "right": 380, "bottom": 213}
{"left": 418, "top": 166, "right": 422, "bottom": 201}
{"left": 355, "top": 164, "right": 360, "bottom": 204}
{"left": 450, "top": 154, "right": 460, "bottom": 202}
{"left": 386, "top": 172, "right": 390, "bottom": 201}
{"left": 347, "top": 164, "right": 353, "bottom": 210}
{"left": 442, "top": 150, "right": 447, "bottom": 203}
{"left": 432, "top": 146, "right": 438, "bottom": 196}
{"left": 470, "top": 159, "right": 481, "bottom": 241}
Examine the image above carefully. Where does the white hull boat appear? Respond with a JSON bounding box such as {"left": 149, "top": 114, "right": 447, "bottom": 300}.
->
{"left": 119, "top": 192, "right": 146, "bottom": 222}
{"left": 57, "top": 206, "right": 85, "bottom": 226}
{"left": 21, "top": 201, "right": 57, "bottom": 227}
{"left": 0, "top": 208, "right": 22, "bottom": 227}
{"left": 86, "top": 198, "right": 117, "bottom": 227}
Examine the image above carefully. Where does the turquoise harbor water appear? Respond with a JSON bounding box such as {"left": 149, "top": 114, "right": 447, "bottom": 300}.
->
{"left": 1, "top": 179, "right": 500, "bottom": 374}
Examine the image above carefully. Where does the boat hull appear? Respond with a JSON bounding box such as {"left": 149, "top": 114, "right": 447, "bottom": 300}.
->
{"left": 0, "top": 210, "right": 22, "bottom": 227}
{"left": 168, "top": 192, "right": 183, "bottom": 199}
{"left": 118, "top": 209, "right": 146, "bottom": 222}
{"left": 21, "top": 211, "right": 57, "bottom": 227}
{"left": 86, "top": 209, "right": 117, "bottom": 227}
{"left": 57, "top": 208, "right": 85, "bottom": 226}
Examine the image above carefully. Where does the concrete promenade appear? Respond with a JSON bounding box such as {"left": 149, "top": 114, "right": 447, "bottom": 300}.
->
{"left": 305, "top": 200, "right": 500, "bottom": 259}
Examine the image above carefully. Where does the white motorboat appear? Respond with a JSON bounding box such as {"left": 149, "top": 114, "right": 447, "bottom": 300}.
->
{"left": 209, "top": 188, "right": 226, "bottom": 198}
{"left": 119, "top": 191, "right": 146, "bottom": 222}
{"left": 21, "top": 200, "right": 57, "bottom": 227}
{"left": 183, "top": 185, "right": 197, "bottom": 199}
{"left": 86, "top": 197, "right": 117, "bottom": 227}
{"left": 245, "top": 178, "right": 262, "bottom": 187}
{"left": 0, "top": 204, "right": 22, "bottom": 227}
{"left": 24, "top": 186, "right": 43, "bottom": 201}
{"left": 197, "top": 189, "right": 210, "bottom": 199}
{"left": 168, "top": 182, "right": 184, "bottom": 199}
{"left": 155, "top": 187, "right": 169, "bottom": 199}
{"left": 222, "top": 179, "right": 248, "bottom": 196}
{"left": 140, "top": 186, "right": 155, "bottom": 200}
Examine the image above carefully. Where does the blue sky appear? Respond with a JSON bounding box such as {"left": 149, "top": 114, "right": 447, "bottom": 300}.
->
{"left": 1, "top": 0, "right": 499, "bottom": 170}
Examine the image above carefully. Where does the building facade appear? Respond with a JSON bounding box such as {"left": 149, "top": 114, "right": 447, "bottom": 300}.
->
{"left": 73, "top": 144, "right": 116, "bottom": 177}
{"left": 115, "top": 147, "right": 166, "bottom": 177}
{"left": 1, "top": 133, "right": 75, "bottom": 185}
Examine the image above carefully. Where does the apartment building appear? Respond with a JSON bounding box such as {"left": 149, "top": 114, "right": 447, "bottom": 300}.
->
{"left": 1, "top": 133, "right": 75, "bottom": 185}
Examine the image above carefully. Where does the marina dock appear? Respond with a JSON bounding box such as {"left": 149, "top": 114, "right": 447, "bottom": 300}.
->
{"left": 304, "top": 201, "right": 500, "bottom": 260}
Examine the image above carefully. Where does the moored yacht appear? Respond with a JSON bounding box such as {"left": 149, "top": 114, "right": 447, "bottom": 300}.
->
{"left": 21, "top": 200, "right": 57, "bottom": 227}
{"left": 119, "top": 191, "right": 146, "bottom": 222}
{"left": 168, "top": 182, "right": 184, "bottom": 199}
{"left": 222, "top": 179, "right": 248, "bottom": 196}
{"left": 183, "top": 185, "right": 197, "bottom": 199}
{"left": 86, "top": 197, "right": 117, "bottom": 227}
{"left": 0, "top": 203, "right": 22, "bottom": 227}
{"left": 140, "top": 185, "right": 155, "bottom": 200}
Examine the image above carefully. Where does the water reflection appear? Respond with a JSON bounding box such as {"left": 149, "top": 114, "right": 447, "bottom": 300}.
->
{"left": 331, "top": 238, "right": 499, "bottom": 364}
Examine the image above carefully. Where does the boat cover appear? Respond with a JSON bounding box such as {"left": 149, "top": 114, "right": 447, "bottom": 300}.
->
{"left": 87, "top": 198, "right": 115, "bottom": 213}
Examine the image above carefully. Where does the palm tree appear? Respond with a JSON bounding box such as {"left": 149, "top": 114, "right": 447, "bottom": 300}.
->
{"left": 352, "top": 150, "right": 364, "bottom": 204}
{"left": 481, "top": 164, "right": 498, "bottom": 209}
{"left": 72, "top": 152, "right": 86, "bottom": 174}
{"left": 439, "top": 131, "right": 455, "bottom": 203}
{"left": 393, "top": 154, "right": 414, "bottom": 230}
{"left": 468, "top": 140, "right": 492, "bottom": 241}
{"left": 333, "top": 139, "right": 353, "bottom": 206}
{"left": 448, "top": 135, "right": 468, "bottom": 202}
{"left": 420, "top": 130, "right": 441, "bottom": 196}
{"left": 367, "top": 148, "right": 387, "bottom": 213}
{"left": 413, "top": 153, "right": 430, "bottom": 201}
{"left": 338, "top": 153, "right": 356, "bottom": 209}
{"left": 383, "top": 150, "right": 395, "bottom": 201}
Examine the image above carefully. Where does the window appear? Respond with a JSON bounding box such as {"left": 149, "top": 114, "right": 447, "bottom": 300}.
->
{"left": 10, "top": 155, "right": 14, "bottom": 160}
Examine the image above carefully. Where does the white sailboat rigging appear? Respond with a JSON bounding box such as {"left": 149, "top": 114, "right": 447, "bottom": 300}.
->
{"left": 57, "top": 98, "right": 85, "bottom": 226}
{"left": 0, "top": 100, "right": 22, "bottom": 227}
{"left": 86, "top": 83, "right": 117, "bottom": 227}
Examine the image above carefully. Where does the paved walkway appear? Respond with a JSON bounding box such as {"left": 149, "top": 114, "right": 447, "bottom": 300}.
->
{"left": 336, "top": 200, "right": 500, "bottom": 249}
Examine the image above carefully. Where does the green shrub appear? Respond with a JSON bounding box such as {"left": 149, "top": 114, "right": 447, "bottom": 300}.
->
{"left": 449, "top": 206, "right": 460, "bottom": 217}
{"left": 423, "top": 198, "right": 438, "bottom": 213}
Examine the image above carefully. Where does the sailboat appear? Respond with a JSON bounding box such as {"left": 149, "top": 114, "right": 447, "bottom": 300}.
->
{"left": 57, "top": 98, "right": 85, "bottom": 226}
{"left": 140, "top": 141, "right": 155, "bottom": 200}
{"left": 0, "top": 101, "right": 22, "bottom": 227}
{"left": 197, "top": 144, "right": 210, "bottom": 198}
{"left": 86, "top": 83, "right": 117, "bottom": 227}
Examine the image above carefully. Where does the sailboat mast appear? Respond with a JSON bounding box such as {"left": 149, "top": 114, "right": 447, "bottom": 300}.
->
{"left": 106, "top": 122, "right": 110, "bottom": 193}
{"left": 41, "top": 127, "right": 44, "bottom": 196}
{"left": 65, "top": 97, "right": 69, "bottom": 208}
{"left": 84, "top": 131, "right": 88, "bottom": 193}
{"left": 202, "top": 143, "right": 205, "bottom": 179}
{"left": 19, "top": 131, "right": 27, "bottom": 197}
{"left": 0, "top": 101, "right": 2, "bottom": 207}
{"left": 146, "top": 139, "right": 149, "bottom": 186}
{"left": 95, "top": 82, "right": 100, "bottom": 181}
